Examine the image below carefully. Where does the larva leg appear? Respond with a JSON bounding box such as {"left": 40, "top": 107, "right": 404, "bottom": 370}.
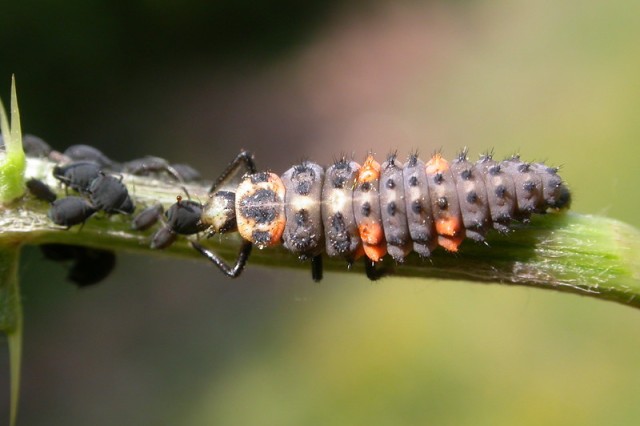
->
{"left": 209, "top": 151, "right": 257, "bottom": 193}
{"left": 364, "top": 258, "right": 386, "bottom": 281}
{"left": 311, "top": 254, "right": 323, "bottom": 282}
{"left": 191, "top": 240, "right": 252, "bottom": 278}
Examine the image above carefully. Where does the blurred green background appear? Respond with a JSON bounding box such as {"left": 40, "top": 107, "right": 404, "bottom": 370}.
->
{"left": 2, "top": 0, "right": 640, "bottom": 425}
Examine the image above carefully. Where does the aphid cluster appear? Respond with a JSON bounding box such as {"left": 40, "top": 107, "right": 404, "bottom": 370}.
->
{"left": 20, "top": 135, "right": 201, "bottom": 286}
{"left": 18, "top": 133, "right": 571, "bottom": 283}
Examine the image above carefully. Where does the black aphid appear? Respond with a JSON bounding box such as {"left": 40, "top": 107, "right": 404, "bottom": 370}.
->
{"left": 88, "top": 173, "right": 135, "bottom": 214}
{"left": 48, "top": 196, "right": 97, "bottom": 227}
{"left": 165, "top": 197, "right": 205, "bottom": 235}
{"left": 63, "top": 145, "right": 115, "bottom": 168}
{"left": 26, "top": 178, "right": 57, "bottom": 203}
{"left": 123, "top": 156, "right": 183, "bottom": 181}
{"left": 132, "top": 204, "right": 164, "bottom": 231}
{"left": 150, "top": 226, "right": 177, "bottom": 249}
{"left": 53, "top": 161, "right": 102, "bottom": 194}
{"left": 170, "top": 164, "right": 202, "bottom": 182}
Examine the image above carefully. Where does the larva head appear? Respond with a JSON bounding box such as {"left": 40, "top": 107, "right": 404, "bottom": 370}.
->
{"left": 201, "top": 190, "right": 237, "bottom": 234}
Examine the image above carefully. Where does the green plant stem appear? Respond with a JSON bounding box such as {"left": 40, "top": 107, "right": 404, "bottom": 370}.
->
{"left": 0, "top": 247, "right": 22, "bottom": 426}
{"left": 1, "top": 158, "right": 640, "bottom": 310}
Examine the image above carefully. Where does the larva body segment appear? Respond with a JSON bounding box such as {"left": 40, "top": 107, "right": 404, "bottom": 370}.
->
{"left": 450, "top": 152, "right": 491, "bottom": 242}
{"left": 321, "top": 159, "right": 362, "bottom": 261}
{"left": 380, "top": 156, "right": 412, "bottom": 262}
{"left": 281, "top": 162, "right": 325, "bottom": 259}
{"left": 353, "top": 155, "right": 386, "bottom": 262}
{"left": 475, "top": 155, "right": 518, "bottom": 233}
{"left": 425, "top": 154, "right": 465, "bottom": 252}
{"left": 500, "top": 156, "right": 543, "bottom": 220}
{"left": 402, "top": 155, "right": 438, "bottom": 257}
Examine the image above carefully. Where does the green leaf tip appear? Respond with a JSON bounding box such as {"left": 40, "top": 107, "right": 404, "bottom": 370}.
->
{"left": 0, "top": 76, "right": 26, "bottom": 204}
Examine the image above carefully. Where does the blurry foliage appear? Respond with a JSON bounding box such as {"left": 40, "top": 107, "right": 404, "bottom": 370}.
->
{"left": 0, "top": 0, "right": 340, "bottom": 141}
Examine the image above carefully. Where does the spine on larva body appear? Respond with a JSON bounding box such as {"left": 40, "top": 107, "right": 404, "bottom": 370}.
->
{"left": 233, "top": 151, "right": 571, "bottom": 263}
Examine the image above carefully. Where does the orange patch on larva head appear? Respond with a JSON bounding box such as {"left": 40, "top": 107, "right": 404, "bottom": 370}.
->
{"left": 363, "top": 244, "right": 387, "bottom": 262}
{"left": 435, "top": 216, "right": 462, "bottom": 237}
{"left": 357, "top": 155, "right": 381, "bottom": 183}
{"left": 425, "top": 153, "right": 450, "bottom": 174}
{"left": 437, "top": 235, "right": 464, "bottom": 252}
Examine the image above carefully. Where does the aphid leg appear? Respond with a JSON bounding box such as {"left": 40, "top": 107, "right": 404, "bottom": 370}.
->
{"left": 191, "top": 240, "right": 252, "bottom": 278}
{"left": 311, "top": 255, "right": 323, "bottom": 282}
{"left": 209, "top": 150, "right": 257, "bottom": 193}
{"left": 364, "top": 258, "right": 386, "bottom": 281}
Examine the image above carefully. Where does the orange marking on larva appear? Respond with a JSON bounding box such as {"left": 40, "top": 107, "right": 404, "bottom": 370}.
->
{"left": 363, "top": 244, "right": 387, "bottom": 262}
{"left": 357, "top": 155, "right": 381, "bottom": 183}
{"left": 358, "top": 222, "right": 384, "bottom": 245}
{"left": 437, "top": 235, "right": 464, "bottom": 252}
{"left": 358, "top": 222, "right": 387, "bottom": 261}
{"left": 435, "top": 216, "right": 462, "bottom": 237}
{"left": 425, "top": 153, "right": 450, "bottom": 174}
{"left": 267, "top": 216, "right": 286, "bottom": 246}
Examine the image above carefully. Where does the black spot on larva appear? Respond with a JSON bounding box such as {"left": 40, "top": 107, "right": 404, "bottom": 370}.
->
{"left": 360, "top": 182, "right": 372, "bottom": 192}
{"left": 466, "top": 191, "right": 478, "bottom": 204}
{"left": 409, "top": 176, "right": 418, "bottom": 187}
{"left": 408, "top": 154, "right": 418, "bottom": 167}
{"left": 497, "top": 213, "right": 512, "bottom": 222}
{"left": 555, "top": 186, "right": 571, "bottom": 208}
{"left": 489, "top": 165, "right": 501, "bottom": 175}
{"left": 461, "top": 169, "right": 472, "bottom": 180}
{"left": 361, "top": 202, "right": 371, "bottom": 217}
{"left": 332, "top": 175, "right": 347, "bottom": 188}
{"left": 386, "top": 235, "right": 403, "bottom": 246}
{"left": 252, "top": 231, "right": 272, "bottom": 245}
{"left": 334, "top": 158, "right": 349, "bottom": 169}
{"left": 479, "top": 153, "right": 493, "bottom": 163}
{"left": 386, "top": 178, "right": 395, "bottom": 189}
{"left": 433, "top": 173, "right": 444, "bottom": 184}
{"left": 549, "top": 177, "right": 562, "bottom": 188}
{"left": 437, "top": 197, "right": 448, "bottom": 209}
{"left": 523, "top": 181, "right": 536, "bottom": 192}
{"left": 330, "top": 212, "right": 351, "bottom": 253}
{"left": 412, "top": 231, "right": 430, "bottom": 243}
{"left": 387, "top": 152, "right": 397, "bottom": 165}
{"left": 296, "top": 182, "right": 311, "bottom": 195}
{"left": 547, "top": 167, "right": 558, "bottom": 174}
{"left": 387, "top": 201, "right": 397, "bottom": 216}
{"left": 495, "top": 184, "right": 507, "bottom": 198}
{"left": 330, "top": 160, "right": 355, "bottom": 189}
{"left": 239, "top": 189, "right": 277, "bottom": 224}
{"left": 517, "top": 163, "right": 530, "bottom": 173}
{"left": 250, "top": 172, "right": 270, "bottom": 184}
{"left": 292, "top": 164, "right": 316, "bottom": 195}
{"left": 411, "top": 200, "right": 422, "bottom": 214}
{"left": 295, "top": 209, "right": 309, "bottom": 226}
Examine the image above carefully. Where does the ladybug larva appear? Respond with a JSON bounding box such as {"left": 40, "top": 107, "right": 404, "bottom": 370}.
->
{"left": 148, "top": 149, "right": 571, "bottom": 282}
